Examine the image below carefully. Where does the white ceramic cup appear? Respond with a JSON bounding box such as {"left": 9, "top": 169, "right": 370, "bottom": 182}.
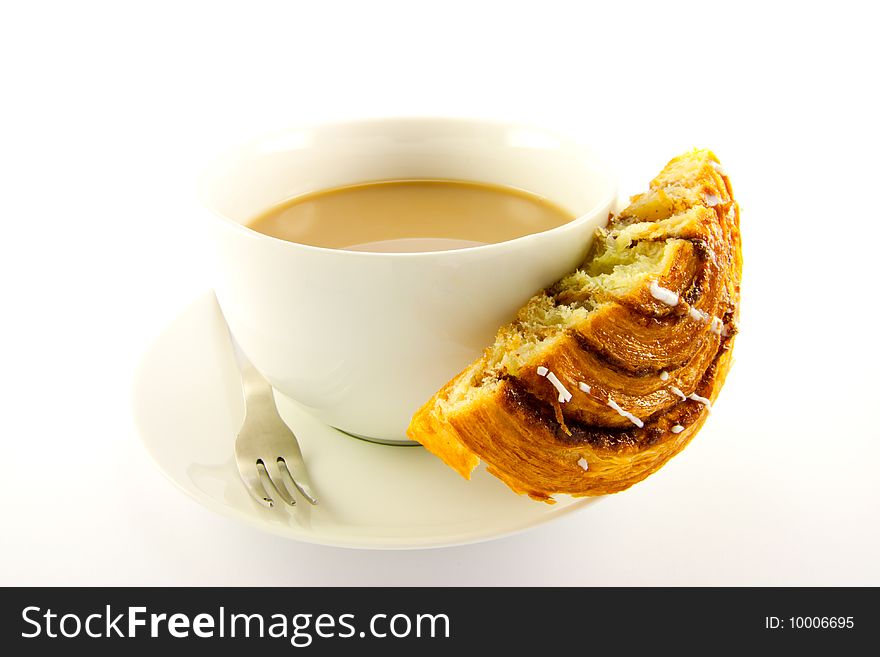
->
{"left": 202, "top": 118, "right": 616, "bottom": 444}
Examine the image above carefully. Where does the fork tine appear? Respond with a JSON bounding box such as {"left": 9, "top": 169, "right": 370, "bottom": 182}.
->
{"left": 238, "top": 460, "right": 275, "bottom": 508}
{"left": 277, "top": 457, "right": 318, "bottom": 505}
{"left": 261, "top": 459, "right": 297, "bottom": 507}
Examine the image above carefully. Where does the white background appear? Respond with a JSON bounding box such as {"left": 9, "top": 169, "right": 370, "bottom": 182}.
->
{"left": 1, "top": 0, "right": 878, "bottom": 585}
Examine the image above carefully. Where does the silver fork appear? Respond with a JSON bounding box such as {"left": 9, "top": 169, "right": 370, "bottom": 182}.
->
{"left": 227, "top": 329, "right": 318, "bottom": 509}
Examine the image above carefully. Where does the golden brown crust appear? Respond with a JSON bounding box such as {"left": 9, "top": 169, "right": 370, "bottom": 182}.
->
{"left": 407, "top": 149, "right": 741, "bottom": 502}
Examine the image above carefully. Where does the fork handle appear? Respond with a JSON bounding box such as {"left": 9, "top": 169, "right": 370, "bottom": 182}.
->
{"left": 228, "top": 331, "right": 280, "bottom": 415}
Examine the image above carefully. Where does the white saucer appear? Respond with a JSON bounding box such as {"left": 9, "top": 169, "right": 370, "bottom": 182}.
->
{"left": 133, "top": 293, "right": 599, "bottom": 549}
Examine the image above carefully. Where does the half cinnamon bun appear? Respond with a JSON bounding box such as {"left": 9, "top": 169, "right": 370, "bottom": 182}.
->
{"left": 406, "top": 149, "right": 741, "bottom": 502}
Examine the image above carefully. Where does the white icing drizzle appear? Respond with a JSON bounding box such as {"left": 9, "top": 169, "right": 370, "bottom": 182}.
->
{"left": 607, "top": 396, "right": 645, "bottom": 428}
{"left": 669, "top": 385, "right": 711, "bottom": 412}
{"left": 577, "top": 457, "right": 589, "bottom": 471}
{"left": 688, "top": 306, "right": 709, "bottom": 322}
{"left": 537, "top": 366, "right": 571, "bottom": 402}
{"left": 547, "top": 371, "right": 572, "bottom": 403}
{"left": 578, "top": 381, "right": 591, "bottom": 393}
{"left": 686, "top": 304, "right": 726, "bottom": 336}
{"left": 711, "top": 161, "right": 726, "bottom": 175}
{"left": 670, "top": 425, "right": 685, "bottom": 434}
{"left": 688, "top": 392, "right": 712, "bottom": 409}
{"left": 703, "top": 193, "right": 723, "bottom": 207}
{"left": 727, "top": 205, "right": 736, "bottom": 221}
{"left": 659, "top": 371, "right": 669, "bottom": 381}
{"left": 649, "top": 279, "right": 679, "bottom": 306}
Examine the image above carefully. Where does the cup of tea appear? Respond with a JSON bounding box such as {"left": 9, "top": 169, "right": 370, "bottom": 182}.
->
{"left": 201, "top": 117, "right": 616, "bottom": 443}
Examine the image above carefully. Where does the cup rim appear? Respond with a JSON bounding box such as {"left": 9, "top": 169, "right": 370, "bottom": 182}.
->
{"left": 199, "top": 116, "right": 618, "bottom": 259}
